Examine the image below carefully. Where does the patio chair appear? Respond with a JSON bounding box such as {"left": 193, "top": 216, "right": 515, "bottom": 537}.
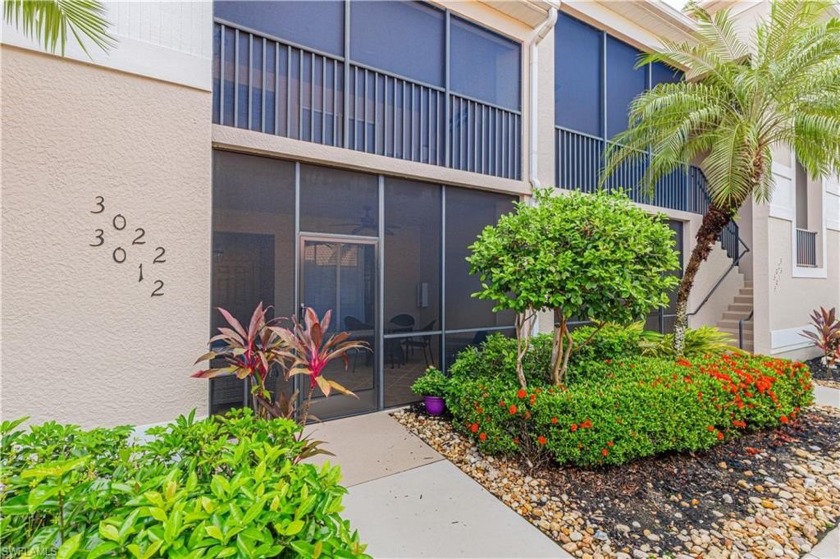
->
{"left": 402, "top": 319, "right": 437, "bottom": 367}
{"left": 344, "top": 316, "right": 373, "bottom": 373}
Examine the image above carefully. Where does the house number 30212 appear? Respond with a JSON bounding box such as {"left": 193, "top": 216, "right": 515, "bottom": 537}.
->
{"left": 89, "top": 196, "right": 167, "bottom": 297}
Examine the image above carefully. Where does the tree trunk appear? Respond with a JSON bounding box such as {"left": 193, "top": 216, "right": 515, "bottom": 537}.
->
{"left": 550, "top": 313, "right": 568, "bottom": 386}
{"left": 514, "top": 311, "right": 533, "bottom": 390}
{"left": 673, "top": 203, "right": 736, "bottom": 356}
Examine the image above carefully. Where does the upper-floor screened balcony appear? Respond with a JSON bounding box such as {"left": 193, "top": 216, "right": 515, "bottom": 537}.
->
{"left": 554, "top": 13, "right": 707, "bottom": 214}
{"left": 212, "top": 1, "right": 522, "bottom": 180}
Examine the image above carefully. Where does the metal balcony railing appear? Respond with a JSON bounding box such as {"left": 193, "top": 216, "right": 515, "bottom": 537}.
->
{"left": 213, "top": 21, "right": 521, "bottom": 180}
{"left": 347, "top": 65, "right": 445, "bottom": 165}
{"left": 555, "top": 126, "right": 709, "bottom": 214}
{"left": 796, "top": 229, "right": 818, "bottom": 267}
{"left": 450, "top": 93, "right": 521, "bottom": 179}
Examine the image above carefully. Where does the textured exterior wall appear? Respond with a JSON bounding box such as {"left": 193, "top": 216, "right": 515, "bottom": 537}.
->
{"left": 766, "top": 221, "right": 840, "bottom": 352}
{"left": 1, "top": 46, "right": 212, "bottom": 427}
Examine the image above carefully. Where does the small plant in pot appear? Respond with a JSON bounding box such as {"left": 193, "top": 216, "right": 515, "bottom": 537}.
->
{"left": 411, "top": 367, "right": 448, "bottom": 416}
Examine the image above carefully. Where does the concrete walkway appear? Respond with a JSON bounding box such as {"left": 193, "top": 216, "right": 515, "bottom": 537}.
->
{"left": 805, "top": 384, "right": 840, "bottom": 559}
{"left": 306, "top": 385, "right": 840, "bottom": 559}
{"left": 305, "top": 410, "right": 568, "bottom": 558}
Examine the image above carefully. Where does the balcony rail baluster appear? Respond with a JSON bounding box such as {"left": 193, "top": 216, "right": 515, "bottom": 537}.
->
{"left": 213, "top": 20, "right": 521, "bottom": 180}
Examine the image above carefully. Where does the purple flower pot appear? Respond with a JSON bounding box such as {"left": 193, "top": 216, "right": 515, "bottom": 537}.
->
{"left": 424, "top": 395, "right": 445, "bottom": 416}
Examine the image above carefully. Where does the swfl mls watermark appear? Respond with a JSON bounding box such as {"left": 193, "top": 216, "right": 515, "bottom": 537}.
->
{"left": 0, "top": 546, "right": 57, "bottom": 558}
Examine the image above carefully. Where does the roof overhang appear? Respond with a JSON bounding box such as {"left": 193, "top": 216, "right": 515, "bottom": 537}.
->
{"left": 477, "top": 0, "right": 701, "bottom": 43}
{"left": 562, "top": 0, "right": 698, "bottom": 51}
{"left": 477, "top": 0, "right": 557, "bottom": 28}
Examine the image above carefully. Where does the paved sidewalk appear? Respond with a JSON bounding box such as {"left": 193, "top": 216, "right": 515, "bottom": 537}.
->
{"left": 305, "top": 410, "right": 569, "bottom": 558}
{"left": 814, "top": 384, "right": 840, "bottom": 408}
{"left": 806, "top": 385, "right": 840, "bottom": 559}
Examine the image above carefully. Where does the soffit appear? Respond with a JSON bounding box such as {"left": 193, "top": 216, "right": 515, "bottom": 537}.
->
{"left": 477, "top": 0, "right": 556, "bottom": 27}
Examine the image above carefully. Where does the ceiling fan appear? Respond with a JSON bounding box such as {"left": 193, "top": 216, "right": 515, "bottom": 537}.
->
{"left": 336, "top": 206, "right": 399, "bottom": 235}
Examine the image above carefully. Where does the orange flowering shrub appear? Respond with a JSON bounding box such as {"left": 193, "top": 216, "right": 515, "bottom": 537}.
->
{"left": 446, "top": 354, "right": 812, "bottom": 467}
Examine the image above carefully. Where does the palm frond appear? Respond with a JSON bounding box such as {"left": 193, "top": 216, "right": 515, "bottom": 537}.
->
{"left": 702, "top": 120, "right": 755, "bottom": 208}
{"left": 3, "top": 0, "right": 115, "bottom": 57}
{"left": 762, "top": 0, "right": 835, "bottom": 65}
{"left": 605, "top": 0, "right": 840, "bottom": 212}
{"left": 704, "top": 9, "right": 751, "bottom": 63}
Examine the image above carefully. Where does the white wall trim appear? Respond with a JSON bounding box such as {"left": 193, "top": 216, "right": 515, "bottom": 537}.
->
{"left": 770, "top": 325, "right": 815, "bottom": 354}
{"left": 826, "top": 177, "right": 840, "bottom": 232}
{"left": 769, "top": 160, "right": 794, "bottom": 221}
{"left": 792, "top": 266, "right": 828, "bottom": 279}
{"left": 0, "top": 1, "right": 212, "bottom": 91}
{"left": 790, "top": 178, "right": 827, "bottom": 277}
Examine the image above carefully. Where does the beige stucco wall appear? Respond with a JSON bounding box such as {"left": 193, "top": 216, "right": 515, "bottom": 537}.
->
{"left": 765, "top": 220, "right": 840, "bottom": 353}
{"left": 1, "top": 46, "right": 212, "bottom": 427}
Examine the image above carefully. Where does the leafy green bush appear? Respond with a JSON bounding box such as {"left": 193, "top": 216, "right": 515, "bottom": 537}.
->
{"left": 446, "top": 353, "right": 813, "bottom": 467}
{"left": 410, "top": 367, "right": 449, "bottom": 396}
{"left": 0, "top": 409, "right": 369, "bottom": 559}
{"left": 467, "top": 188, "right": 680, "bottom": 385}
{"left": 639, "top": 325, "right": 742, "bottom": 358}
{"left": 447, "top": 333, "right": 553, "bottom": 388}
{"left": 567, "top": 322, "right": 643, "bottom": 381}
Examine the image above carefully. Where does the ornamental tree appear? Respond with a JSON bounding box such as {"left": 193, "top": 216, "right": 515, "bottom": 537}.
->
{"left": 603, "top": 1, "right": 840, "bottom": 356}
{"left": 467, "top": 188, "right": 680, "bottom": 387}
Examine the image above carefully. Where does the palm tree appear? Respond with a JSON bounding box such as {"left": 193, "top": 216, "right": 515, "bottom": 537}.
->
{"left": 603, "top": 0, "right": 840, "bottom": 356}
{"left": 4, "top": 0, "right": 114, "bottom": 56}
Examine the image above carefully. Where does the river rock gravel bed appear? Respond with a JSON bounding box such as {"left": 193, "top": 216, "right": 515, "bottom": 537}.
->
{"left": 393, "top": 406, "right": 840, "bottom": 559}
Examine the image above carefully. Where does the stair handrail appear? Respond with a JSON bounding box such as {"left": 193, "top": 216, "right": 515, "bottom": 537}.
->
{"left": 738, "top": 309, "right": 754, "bottom": 350}
{"left": 687, "top": 173, "right": 751, "bottom": 317}
{"left": 687, "top": 222, "right": 751, "bottom": 317}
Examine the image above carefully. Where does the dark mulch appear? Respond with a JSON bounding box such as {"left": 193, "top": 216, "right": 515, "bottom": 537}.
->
{"left": 806, "top": 357, "right": 840, "bottom": 386}
{"left": 537, "top": 408, "right": 840, "bottom": 552}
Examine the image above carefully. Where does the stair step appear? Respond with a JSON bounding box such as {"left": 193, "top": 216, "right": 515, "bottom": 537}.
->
{"left": 733, "top": 295, "right": 754, "bottom": 305}
{"left": 718, "top": 329, "right": 753, "bottom": 347}
{"left": 718, "top": 327, "right": 752, "bottom": 339}
{"left": 739, "top": 288, "right": 753, "bottom": 295}
{"left": 718, "top": 319, "right": 754, "bottom": 331}
{"left": 727, "top": 303, "right": 753, "bottom": 313}
{"left": 722, "top": 311, "right": 754, "bottom": 321}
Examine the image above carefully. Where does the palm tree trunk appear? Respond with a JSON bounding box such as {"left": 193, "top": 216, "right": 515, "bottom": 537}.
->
{"left": 673, "top": 203, "right": 735, "bottom": 356}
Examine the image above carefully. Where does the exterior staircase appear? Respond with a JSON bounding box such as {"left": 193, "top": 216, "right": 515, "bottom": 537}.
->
{"left": 717, "top": 281, "right": 754, "bottom": 352}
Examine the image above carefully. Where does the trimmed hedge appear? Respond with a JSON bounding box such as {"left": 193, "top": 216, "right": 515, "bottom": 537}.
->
{"left": 446, "top": 353, "right": 813, "bottom": 467}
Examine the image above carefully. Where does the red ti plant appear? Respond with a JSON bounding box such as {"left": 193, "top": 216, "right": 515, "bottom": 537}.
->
{"left": 272, "top": 307, "right": 369, "bottom": 399}
{"left": 193, "top": 303, "right": 286, "bottom": 408}
{"left": 800, "top": 306, "right": 840, "bottom": 368}
{"left": 194, "top": 304, "right": 369, "bottom": 422}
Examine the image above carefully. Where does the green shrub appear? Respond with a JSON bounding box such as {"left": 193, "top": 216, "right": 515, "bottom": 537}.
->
{"left": 410, "top": 367, "right": 449, "bottom": 396}
{"left": 567, "top": 322, "right": 643, "bottom": 381}
{"left": 639, "top": 325, "right": 743, "bottom": 357}
{"left": 447, "top": 333, "right": 553, "bottom": 388}
{"left": 0, "top": 409, "right": 370, "bottom": 559}
{"left": 467, "top": 188, "right": 680, "bottom": 385}
{"left": 446, "top": 353, "right": 813, "bottom": 467}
